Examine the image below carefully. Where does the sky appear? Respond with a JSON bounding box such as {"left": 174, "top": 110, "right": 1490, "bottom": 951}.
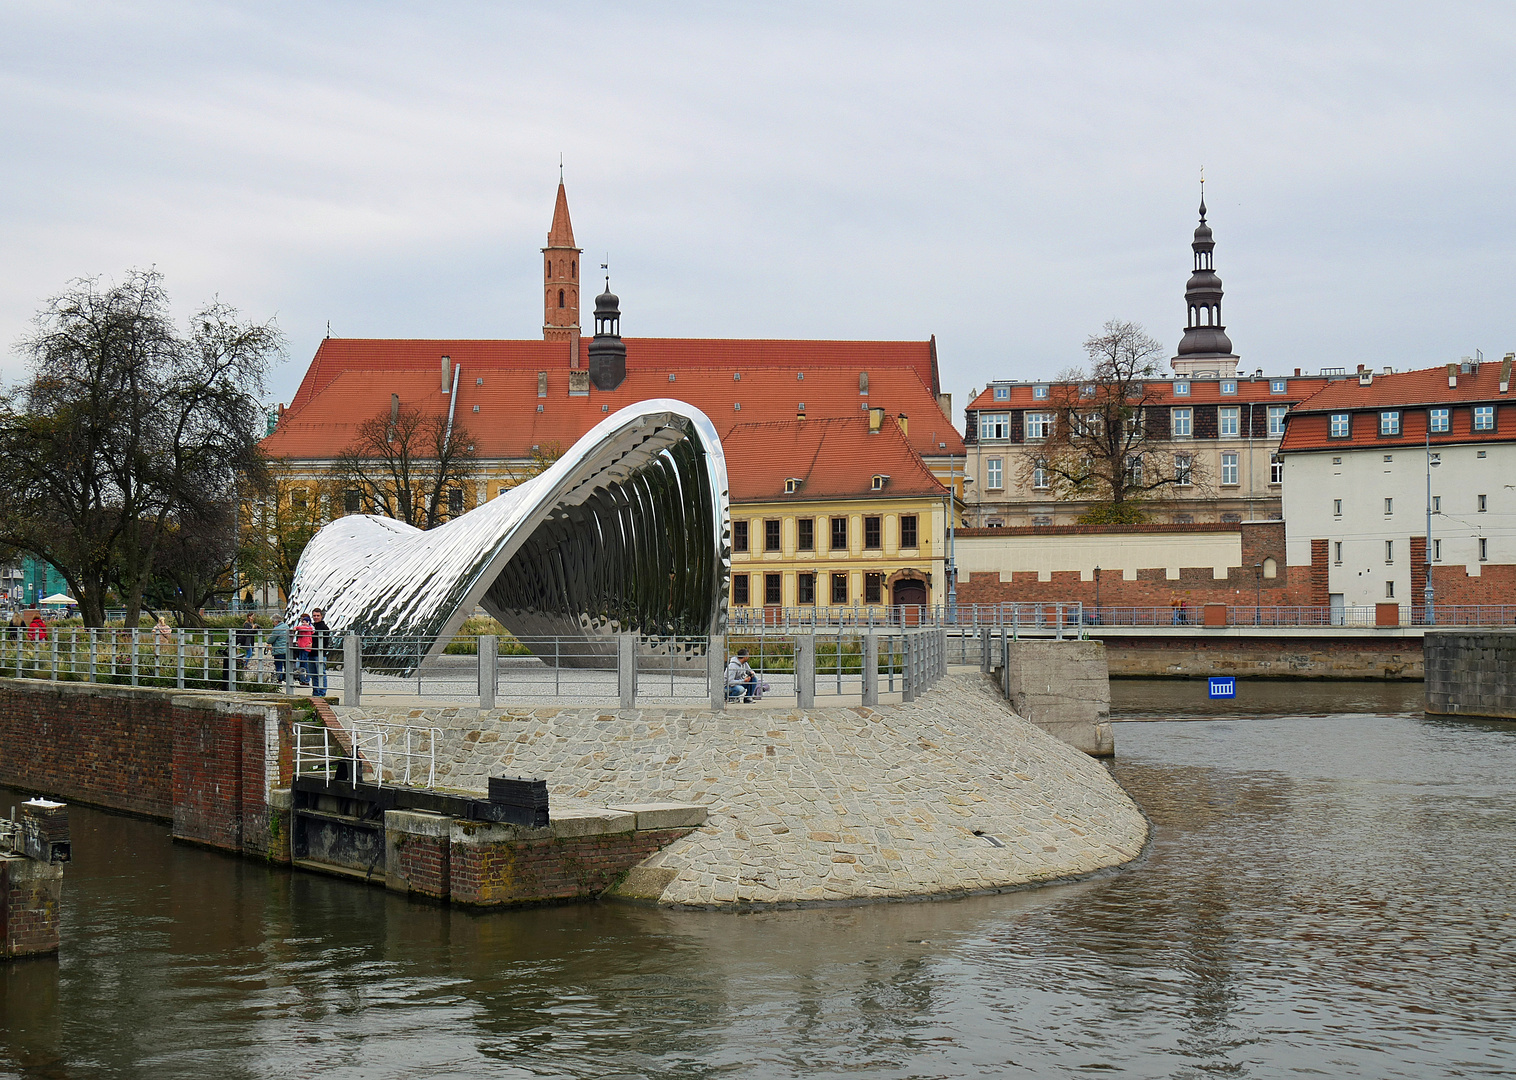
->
{"left": 4, "top": 1, "right": 1516, "bottom": 426}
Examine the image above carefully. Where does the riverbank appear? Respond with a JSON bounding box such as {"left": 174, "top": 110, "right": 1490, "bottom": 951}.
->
{"left": 335, "top": 672, "right": 1148, "bottom": 908}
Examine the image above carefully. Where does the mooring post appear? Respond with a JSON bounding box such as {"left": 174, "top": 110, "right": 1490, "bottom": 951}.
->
{"left": 478, "top": 635, "right": 497, "bottom": 710}
{"left": 708, "top": 633, "right": 726, "bottom": 710}
{"left": 343, "top": 633, "right": 362, "bottom": 707}
{"left": 618, "top": 633, "right": 636, "bottom": 709}
{"left": 862, "top": 632, "right": 879, "bottom": 706}
{"left": 795, "top": 634, "right": 816, "bottom": 709}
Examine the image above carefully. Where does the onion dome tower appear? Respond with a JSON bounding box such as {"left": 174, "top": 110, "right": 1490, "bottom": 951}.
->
{"left": 1172, "top": 184, "right": 1241, "bottom": 378}
{"left": 588, "top": 279, "right": 627, "bottom": 391}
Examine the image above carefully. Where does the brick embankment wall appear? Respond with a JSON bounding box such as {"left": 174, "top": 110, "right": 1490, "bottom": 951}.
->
{"left": 1102, "top": 637, "right": 1423, "bottom": 679}
{"left": 449, "top": 826, "right": 695, "bottom": 906}
{"left": 1425, "top": 632, "right": 1516, "bottom": 717}
{"left": 0, "top": 679, "right": 292, "bottom": 861}
{"left": 1, "top": 855, "right": 63, "bottom": 958}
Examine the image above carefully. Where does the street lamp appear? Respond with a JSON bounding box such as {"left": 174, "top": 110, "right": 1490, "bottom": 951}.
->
{"left": 1426, "top": 432, "right": 1441, "bottom": 625}
{"left": 1253, "top": 563, "right": 1263, "bottom": 625}
{"left": 1094, "top": 565, "right": 1101, "bottom": 624}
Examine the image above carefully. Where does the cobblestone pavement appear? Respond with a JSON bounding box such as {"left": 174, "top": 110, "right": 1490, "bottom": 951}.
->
{"left": 333, "top": 672, "right": 1148, "bottom": 907}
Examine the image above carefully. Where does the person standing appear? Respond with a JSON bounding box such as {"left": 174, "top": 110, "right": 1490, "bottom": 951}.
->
{"left": 237, "top": 613, "right": 258, "bottom": 667}
{"left": 309, "top": 608, "right": 330, "bottom": 697}
{"left": 26, "top": 613, "right": 48, "bottom": 642}
{"left": 293, "top": 614, "right": 314, "bottom": 687}
{"left": 268, "top": 617, "right": 290, "bottom": 685}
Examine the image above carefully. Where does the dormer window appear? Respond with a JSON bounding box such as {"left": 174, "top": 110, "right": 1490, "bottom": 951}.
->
{"left": 785, "top": 477, "right": 802, "bottom": 494}
{"left": 1270, "top": 379, "right": 1287, "bottom": 394}
{"left": 1032, "top": 385, "right": 1049, "bottom": 399}
{"left": 994, "top": 385, "right": 1010, "bottom": 400}
{"left": 1220, "top": 380, "right": 1237, "bottom": 395}
{"left": 871, "top": 474, "right": 890, "bottom": 490}
{"left": 1174, "top": 381, "right": 1190, "bottom": 396}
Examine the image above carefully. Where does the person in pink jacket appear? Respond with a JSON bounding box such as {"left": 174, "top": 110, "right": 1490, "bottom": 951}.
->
{"left": 293, "top": 614, "right": 315, "bottom": 687}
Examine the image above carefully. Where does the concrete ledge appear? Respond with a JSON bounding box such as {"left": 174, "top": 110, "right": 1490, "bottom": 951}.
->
{"left": 606, "top": 803, "right": 708, "bottom": 830}
{"left": 548, "top": 807, "right": 637, "bottom": 838}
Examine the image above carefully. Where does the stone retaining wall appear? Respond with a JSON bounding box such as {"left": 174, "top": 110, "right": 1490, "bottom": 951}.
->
{"left": 1, "top": 855, "right": 62, "bottom": 958}
{"left": 336, "top": 673, "right": 1148, "bottom": 908}
{"left": 1425, "top": 631, "right": 1516, "bottom": 718}
{"left": 1102, "top": 636, "right": 1424, "bottom": 679}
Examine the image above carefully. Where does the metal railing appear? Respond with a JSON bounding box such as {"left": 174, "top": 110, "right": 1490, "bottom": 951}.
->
{"left": 293, "top": 720, "right": 442, "bottom": 788}
{"left": 0, "top": 626, "right": 319, "bottom": 692}
{"left": 728, "top": 602, "right": 1087, "bottom": 632}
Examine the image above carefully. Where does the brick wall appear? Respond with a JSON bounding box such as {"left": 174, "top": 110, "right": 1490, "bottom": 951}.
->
{"left": 1428, "top": 563, "right": 1516, "bottom": 607}
{"left": 450, "top": 828, "right": 694, "bottom": 907}
{"left": 1, "top": 856, "right": 62, "bottom": 958}
{"left": 1104, "top": 636, "right": 1423, "bottom": 679}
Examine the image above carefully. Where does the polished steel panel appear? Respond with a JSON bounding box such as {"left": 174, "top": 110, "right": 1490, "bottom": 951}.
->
{"left": 286, "top": 400, "right": 730, "bottom": 674}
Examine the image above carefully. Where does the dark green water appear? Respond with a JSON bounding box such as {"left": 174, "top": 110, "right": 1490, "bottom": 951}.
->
{"left": 3, "top": 681, "right": 1513, "bottom": 1078}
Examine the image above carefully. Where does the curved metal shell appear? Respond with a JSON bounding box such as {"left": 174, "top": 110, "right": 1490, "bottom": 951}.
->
{"left": 286, "top": 399, "right": 730, "bottom": 674}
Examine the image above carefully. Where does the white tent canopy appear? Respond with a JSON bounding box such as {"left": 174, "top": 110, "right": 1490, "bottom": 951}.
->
{"left": 39, "top": 593, "right": 77, "bottom": 605}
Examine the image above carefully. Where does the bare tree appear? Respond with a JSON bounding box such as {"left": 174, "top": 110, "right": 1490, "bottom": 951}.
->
{"left": 1019, "top": 319, "right": 1206, "bottom": 524}
{"left": 335, "top": 403, "right": 476, "bottom": 530}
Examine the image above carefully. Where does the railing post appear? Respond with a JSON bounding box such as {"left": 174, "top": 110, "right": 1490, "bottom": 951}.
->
{"left": 226, "top": 630, "right": 236, "bottom": 692}
{"left": 478, "top": 635, "right": 497, "bottom": 709}
{"left": 902, "top": 631, "right": 916, "bottom": 703}
{"left": 862, "top": 632, "right": 879, "bottom": 707}
{"left": 617, "top": 633, "right": 636, "bottom": 709}
{"left": 89, "top": 628, "right": 97, "bottom": 683}
{"left": 980, "top": 627, "right": 992, "bottom": 673}
{"left": 708, "top": 633, "right": 726, "bottom": 710}
{"left": 795, "top": 633, "right": 815, "bottom": 709}
{"left": 176, "top": 631, "right": 185, "bottom": 689}
{"left": 343, "top": 633, "right": 362, "bottom": 706}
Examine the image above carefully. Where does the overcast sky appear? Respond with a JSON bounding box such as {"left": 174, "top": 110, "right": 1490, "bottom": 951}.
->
{"left": 4, "top": 2, "right": 1516, "bottom": 423}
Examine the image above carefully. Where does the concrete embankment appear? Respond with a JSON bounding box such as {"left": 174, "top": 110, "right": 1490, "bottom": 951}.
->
{"left": 1425, "top": 631, "right": 1516, "bottom": 718}
{"left": 336, "top": 672, "right": 1148, "bottom": 908}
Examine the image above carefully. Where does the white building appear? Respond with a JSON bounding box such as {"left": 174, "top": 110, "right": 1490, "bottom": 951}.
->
{"left": 1280, "top": 358, "right": 1516, "bottom": 616}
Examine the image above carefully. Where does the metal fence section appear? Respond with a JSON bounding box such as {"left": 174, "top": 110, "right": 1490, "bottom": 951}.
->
{"left": 728, "top": 603, "right": 1086, "bottom": 631}
{"left": 292, "top": 720, "right": 442, "bottom": 788}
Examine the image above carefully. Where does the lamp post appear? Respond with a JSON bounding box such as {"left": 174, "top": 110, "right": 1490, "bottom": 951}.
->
{"left": 1093, "top": 566, "right": 1101, "bottom": 625}
{"left": 1253, "top": 562, "right": 1263, "bottom": 625}
{"left": 1425, "top": 428, "right": 1441, "bottom": 625}
{"left": 946, "top": 454, "right": 958, "bottom": 625}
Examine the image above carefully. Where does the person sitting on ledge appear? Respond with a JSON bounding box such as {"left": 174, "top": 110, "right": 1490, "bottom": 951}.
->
{"left": 725, "top": 648, "right": 757, "bottom": 702}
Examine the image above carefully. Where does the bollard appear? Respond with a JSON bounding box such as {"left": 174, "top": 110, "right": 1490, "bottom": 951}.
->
{"left": 617, "top": 633, "right": 637, "bottom": 709}
{"left": 862, "top": 633, "right": 879, "bottom": 706}
{"left": 478, "top": 635, "right": 498, "bottom": 709}
{"left": 795, "top": 634, "right": 816, "bottom": 709}
{"left": 708, "top": 633, "right": 726, "bottom": 710}
{"left": 981, "top": 627, "right": 992, "bottom": 673}
{"left": 343, "top": 633, "right": 362, "bottom": 706}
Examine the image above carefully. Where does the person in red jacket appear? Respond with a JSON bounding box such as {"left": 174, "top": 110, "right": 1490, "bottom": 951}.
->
{"left": 293, "top": 614, "right": 314, "bottom": 687}
{"left": 27, "top": 615, "right": 48, "bottom": 641}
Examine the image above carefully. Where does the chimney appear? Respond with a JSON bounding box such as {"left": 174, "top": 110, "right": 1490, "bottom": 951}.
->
{"left": 538, "top": 371, "right": 548, "bottom": 398}
{"left": 859, "top": 371, "right": 869, "bottom": 395}
{"left": 937, "top": 392, "right": 952, "bottom": 420}
{"left": 390, "top": 394, "right": 399, "bottom": 421}
{"left": 441, "top": 355, "right": 451, "bottom": 391}
{"left": 1501, "top": 353, "right": 1513, "bottom": 394}
{"left": 1448, "top": 362, "right": 1458, "bottom": 388}
{"left": 1356, "top": 364, "right": 1365, "bottom": 373}
{"left": 1294, "top": 368, "right": 1301, "bottom": 376}
{"left": 868, "top": 406, "right": 884, "bottom": 433}
{"left": 797, "top": 404, "right": 806, "bottom": 420}
{"left": 897, "top": 413, "right": 909, "bottom": 435}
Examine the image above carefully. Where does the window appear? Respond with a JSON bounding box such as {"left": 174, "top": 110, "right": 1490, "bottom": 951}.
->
{"left": 1474, "top": 405, "right": 1495, "bottom": 431}
{"left": 1429, "top": 407, "right": 1450, "bottom": 433}
{"left": 1270, "top": 452, "right": 1283, "bottom": 484}
{"left": 1032, "top": 385, "right": 1049, "bottom": 400}
{"left": 448, "top": 488, "right": 464, "bottom": 516}
{"left": 1268, "top": 406, "right": 1287, "bottom": 437}
{"left": 764, "top": 519, "right": 781, "bottom": 552}
{"left": 864, "top": 516, "right": 882, "bottom": 549}
{"left": 986, "top": 457, "right": 1003, "bottom": 489}
{"left": 1126, "top": 410, "right": 1146, "bottom": 439}
{"left": 1220, "top": 380, "right": 1237, "bottom": 395}
{"left": 1032, "top": 458, "right": 1049, "bottom": 490}
{"left": 1384, "top": 498, "right": 1393, "bottom": 514}
{"left": 1386, "top": 581, "right": 1396, "bottom": 599}
{"left": 1079, "top": 383, "right": 1095, "bottom": 398}
{"left": 1432, "top": 495, "right": 1441, "bottom": 513}
{"left": 1219, "top": 406, "right": 1240, "bottom": 437}
{"left": 831, "top": 573, "right": 848, "bottom": 604}
{"left": 900, "top": 515, "right": 918, "bottom": 548}
{"left": 1173, "top": 513, "right": 1194, "bottom": 524}
{"left": 1025, "top": 412, "right": 1053, "bottom": 439}
{"left": 1433, "top": 539, "right": 1442, "bottom": 561}
{"left": 797, "top": 518, "right": 814, "bottom": 551}
{"left": 1074, "top": 411, "right": 1104, "bottom": 438}
{"left": 1332, "top": 456, "right": 1343, "bottom": 464}
{"left": 1385, "top": 540, "right": 1394, "bottom": 563}
{"left": 1333, "top": 499, "right": 1342, "bottom": 516}
{"left": 797, "top": 573, "right": 815, "bottom": 605}
{"left": 1221, "top": 513, "right": 1242, "bottom": 524}
{"left": 1480, "top": 537, "right": 1489, "bottom": 561}
{"left": 1033, "top": 515, "right": 1053, "bottom": 526}
{"left": 1330, "top": 413, "right": 1350, "bottom": 438}
{"left": 1125, "top": 454, "right": 1144, "bottom": 485}
{"left": 344, "top": 489, "right": 362, "bottom": 513}
{"left": 993, "top": 385, "right": 1010, "bottom": 400}
{"left": 1271, "top": 379, "right": 1287, "bottom": 394}
{"left": 733, "top": 574, "right": 749, "bottom": 606}
{"left": 1478, "top": 450, "right": 1487, "bottom": 458}
{"left": 1333, "top": 541, "right": 1343, "bottom": 563}
{"left": 1174, "top": 453, "right": 1193, "bottom": 486}
{"left": 1380, "top": 411, "right": 1400, "bottom": 435}
{"left": 979, "top": 413, "right": 1009, "bottom": 440}
{"left": 1172, "top": 407, "right": 1193, "bottom": 437}
{"left": 830, "top": 516, "right": 848, "bottom": 550}
{"left": 864, "top": 573, "right": 883, "bottom": 604}
{"left": 733, "top": 520, "right": 749, "bottom": 553}
{"left": 1479, "top": 494, "right": 1488, "bottom": 512}
{"left": 290, "top": 488, "right": 307, "bottom": 511}
{"left": 764, "top": 573, "right": 782, "bottom": 605}
{"left": 558, "top": 289, "right": 565, "bottom": 308}
{"left": 1221, "top": 452, "right": 1239, "bottom": 486}
{"left": 1174, "top": 381, "right": 1190, "bottom": 396}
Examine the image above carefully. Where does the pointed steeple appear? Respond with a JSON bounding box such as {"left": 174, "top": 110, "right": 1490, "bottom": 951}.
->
{"left": 1172, "top": 179, "right": 1240, "bottom": 378}
{"left": 543, "top": 177, "right": 582, "bottom": 352}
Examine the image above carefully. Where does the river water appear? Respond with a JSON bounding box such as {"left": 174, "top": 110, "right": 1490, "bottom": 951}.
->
{"left": 3, "top": 681, "right": 1514, "bottom": 1079}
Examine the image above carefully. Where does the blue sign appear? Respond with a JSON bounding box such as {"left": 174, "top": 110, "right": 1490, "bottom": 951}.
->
{"left": 1208, "top": 677, "right": 1236, "bottom": 699}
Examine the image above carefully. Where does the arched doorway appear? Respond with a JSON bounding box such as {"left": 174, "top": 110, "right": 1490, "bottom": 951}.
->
{"left": 891, "top": 575, "right": 928, "bottom": 625}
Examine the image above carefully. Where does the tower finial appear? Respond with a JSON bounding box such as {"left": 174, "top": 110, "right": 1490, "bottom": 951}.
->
{"left": 1199, "top": 166, "right": 1207, "bottom": 221}
{"left": 601, "top": 256, "right": 609, "bottom": 291}
{"left": 559, "top": 153, "right": 563, "bottom": 183}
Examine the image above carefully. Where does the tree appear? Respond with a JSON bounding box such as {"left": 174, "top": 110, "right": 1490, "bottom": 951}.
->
{"left": 335, "top": 403, "right": 476, "bottom": 530}
{"left": 0, "top": 270, "right": 280, "bottom": 626}
{"left": 1019, "top": 319, "right": 1206, "bottom": 523}
{"left": 138, "top": 504, "right": 241, "bottom": 626}
{"left": 238, "top": 460, "right": 332, "bottom": 601}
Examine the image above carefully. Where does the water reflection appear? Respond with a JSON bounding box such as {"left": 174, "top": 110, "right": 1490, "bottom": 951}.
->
{"left": 4, "top": 691, "right": 1515, "bottom": 1078}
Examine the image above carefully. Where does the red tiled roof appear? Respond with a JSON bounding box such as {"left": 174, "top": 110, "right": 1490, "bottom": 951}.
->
{"left": 723, "top": 417, "right": 947, "bottom": 502}
{"left": 965, "top": 374, "right": 1330, "bottom": 412}
{"left": 1279, "top": 362, "right": 1516, "bottom": 452}
{"left": 264, "top": 364, "right": 964, "bottom": 462}
{"left": 287, "top": 336, "right": 942, "bottom": 414}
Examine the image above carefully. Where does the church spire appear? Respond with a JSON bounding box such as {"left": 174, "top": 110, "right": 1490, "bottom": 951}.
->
{"left": 1172, "top": 178, "right": 1239, "bottom": 378}
{"left": 543, "top": 178, "right": 582, "bottom": 353}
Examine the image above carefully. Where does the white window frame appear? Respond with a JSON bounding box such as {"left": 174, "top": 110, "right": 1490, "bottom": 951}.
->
{"left": 1025, "top": 411, "right": 1053, "bottom": 440}
{"left": 1174, "top": 381, "right": 1190, "bottom": 396}
{"left": 1220, "top": 380, "right": 1238, "bottom": 395}
{"left": 1171, "top": 407, "right": 1193, "bottom": 438}
{"left": 1330, "top": 413, "right": 1350, "bottom": 438}
{"left": 1032, "top": 385, "right": 1049, "bottom": 400}
{"left": 1474, "top": 405, "right": 1495, "bottom": 431}
{"left": 1270, "top": 379, "right": 1287, "bottom": 394}
{"left": 1220, "top": 451, "right": 1239, "bottom": 486}
{"left": 1380, "top": 411, "right": 1400, "bottom": 436}
{"left": 980, "top": 413, "right": 1009, "bottom": 440}
{"left": 1267, "top": 405, "right": 1287, "bottom": 438}
{"left": 1219, "top": 406, "right": 1240, "bottom": 437}
{"left": 993, "top": 385, "right": 1010, "bottom": 401}
{"left": 1479, "top": 537, "right": 1489, "bottom": 561}
{"left": 1385, "top": 539, "right": 1394, "bottom": 563}
{"left": 1032, "top": 458, "right": 1049, "bottom": 490}
{"left": 1174, "top": 452, "right": 1193, "bottom": 486}
{"left": 1384, "top": 498, "right": 1393, "bottom": 514}
{"left": 986, "top": 457, "right": 1003, "bottom": 489}
{"left": 1429, "top": 407, "right": 1450, "bottom": 433}
{"left": 1270, "top": 452, "right": 1283, "bottom": 484}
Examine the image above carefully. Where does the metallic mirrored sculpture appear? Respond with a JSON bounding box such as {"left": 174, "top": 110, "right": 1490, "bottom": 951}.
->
{"left": 286, "top": 400, "right": 730, "bottom": 673}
